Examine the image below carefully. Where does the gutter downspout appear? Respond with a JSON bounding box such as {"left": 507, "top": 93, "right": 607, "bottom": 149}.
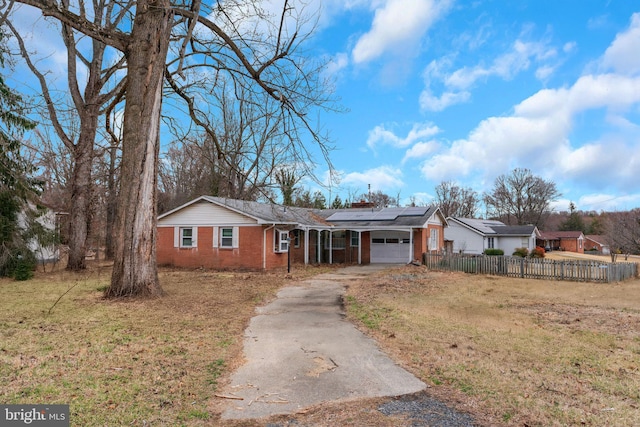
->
{"left": 263, "top": 224, "right": 276, "bottom": 270}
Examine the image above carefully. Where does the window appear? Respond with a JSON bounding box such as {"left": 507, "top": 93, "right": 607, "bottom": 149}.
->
{"left": 521, "top": 237, "right": 529, "bottom": 248}
{"left": 180, "top": 227, "right": 194, "bottom": 247}
{"left": 350, "top": 230, "right": 359, "bottom": 247}
{"left": 275, "top": 230, "right": 289, "bottom": 253}
{"left": 325, "top": 230, "right": 346, "bottom": 249}
{"left": 220, "top": 227, "right": 234, "bottom": 248}
{"left": 429, "top": 229, "right": 439, "bottom": 251}
{"left": 487, "top": 237, "right": 495, "bottom": 249}
{"left": 292, "top": 230, "right": 301, "bottom": 248}
{"left": 372, "top": 238, "right": 385, "bottom": 244}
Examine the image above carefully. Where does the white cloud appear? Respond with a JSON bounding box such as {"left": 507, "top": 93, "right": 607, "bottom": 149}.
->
{"left": 402, "top": 140, "right": 439, "bottom": 163}
{"left": 563, "top": 41, "right": 577, "bottom": 53}
{"left": 420, "top": 69, "right": 640, "bottom": 187}
{"left": 443, "top": 39, "right": 556, "bottom": 90}
{"left": 420, "top": 30, "right": 561, "bottom": 111}
{"left": 420, "top": 150, "right": 473, "bottom": 181}
{"left": 579, "top": 193, "right": 640, "bottom": 211}
{"left": 352, "top": 0, "right": 451, "bottom": 64}
{"left": 535, "top": 65, "right": 555, "bottom": 81}
{"left": 366, "top": 122, "right": 440, "bottom": 150}
{"left": 419, "top": 90, "right": 471, "bottom": 111}
{"left": 601, "top": 12, "right": 640, "bottom": 75}
{"left": 324, "top": 52, "right": 350, "bottom": 78}
{"left": 341, "top": 165, "right": 404, "bottom": 191}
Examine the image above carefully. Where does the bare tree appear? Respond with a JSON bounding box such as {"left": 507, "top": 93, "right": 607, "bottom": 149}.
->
{"left": 435, "top": 180, "right": 479, "bottom": 218}
{"left": 5, "top": 3, "right": 126, "bottom": 270}
{"left": 605, "top": 209, "right": 640, "bottom": 261}
{"left": 164, "top": 77, "right": 300, "bottom": 203}
{"left": 8, "top": 1, "right": 336, "bottom": 297}
{"left": 483, "top": 168, "right": 560, "bottom": 227}
{"left": 362, "top": 190, "right": 398, "bottom": 208}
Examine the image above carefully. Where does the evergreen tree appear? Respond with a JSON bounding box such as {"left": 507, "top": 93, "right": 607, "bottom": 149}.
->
{"left": 0, "top": 30, "right": 39, "bottom": 279}
{"left": 559, "top": 202, "right": 587, "bottom": 233}
{"left": 587, "top": 214, "right": 606, "bottom": 235}
{"left": 331, "top": 195, "right": 344, "bottom": 209}
{"left": 312, "top": 191, "right": 326, "bottom": 209}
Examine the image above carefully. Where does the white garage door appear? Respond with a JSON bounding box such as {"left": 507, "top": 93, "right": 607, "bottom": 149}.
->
{"left": 370, "top": 231, "right": 411, "bottom": 263}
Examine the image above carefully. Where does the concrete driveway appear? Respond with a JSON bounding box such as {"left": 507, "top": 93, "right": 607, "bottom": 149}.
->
{"left": 220, "top": 265, "right": 426, "bottom": 420}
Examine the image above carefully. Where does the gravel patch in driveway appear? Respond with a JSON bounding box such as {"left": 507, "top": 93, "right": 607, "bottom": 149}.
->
{"left": 378, "top": 392, "right": 476, "bottom": 426}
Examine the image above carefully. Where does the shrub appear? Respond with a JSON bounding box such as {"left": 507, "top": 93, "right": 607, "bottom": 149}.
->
{"left": 512, "top": 247, "right": 529, "bottom": 257}
{"left": 530, "top": 246, "right": 546, "bottom": 258}
{"left": 484, "top": 248, "right": 504, "bottom": 256}
{"left": 0, "top": 247, "right": 37, "bottom": 280}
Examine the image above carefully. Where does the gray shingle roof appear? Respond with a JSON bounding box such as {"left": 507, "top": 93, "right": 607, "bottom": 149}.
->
{"left": 161, "top": 196, "right": 443, "bottom": 229}
{"left": 201, "top": 196, "right": 329, "bottom": 227}
{"left": 450, "top": 217, "right": 537, "bottom": 236}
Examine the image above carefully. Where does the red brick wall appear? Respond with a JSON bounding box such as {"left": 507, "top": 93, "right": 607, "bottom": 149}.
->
{"left": 157, "top": 226, "right": 288, "bottom": 271}
{"left": 560, "top": 238, "right": 584, "bottom": 254}
{"left": 158, "top": 225, "right": 444, "bottom": 269}
{"left": 361, "top": 231, "right": 371, "bottom": 264}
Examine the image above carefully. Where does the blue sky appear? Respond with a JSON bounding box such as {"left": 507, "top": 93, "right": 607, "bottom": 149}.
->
{"left": 7, "top": 1, "right": 640, "bottom": 212}
{"left": 300, "top": 0, "right": 640, "bottom": 212}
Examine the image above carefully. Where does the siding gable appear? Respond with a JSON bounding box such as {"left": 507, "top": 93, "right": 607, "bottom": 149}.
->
{"left": 158, "top": 200, "right": 258, "bottom": 226}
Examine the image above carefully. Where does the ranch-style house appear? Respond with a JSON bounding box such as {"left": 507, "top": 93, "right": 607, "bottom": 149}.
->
{"left": 157, "top": 196, "right": 447, "bottom": 271}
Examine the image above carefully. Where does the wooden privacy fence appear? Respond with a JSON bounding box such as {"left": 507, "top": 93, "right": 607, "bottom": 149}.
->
{"left": 422, "top": 253, "right": 638, "bottom": 283}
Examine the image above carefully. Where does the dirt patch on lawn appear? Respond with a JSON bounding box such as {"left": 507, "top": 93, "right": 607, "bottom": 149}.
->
{"left": 514, "top": 302, "right": 640, "bottom": 337}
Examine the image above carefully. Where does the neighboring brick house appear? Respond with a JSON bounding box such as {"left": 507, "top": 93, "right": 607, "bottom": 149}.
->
{"left": 537, "top": 231, "right": 585, "bottom": 253}
{"left": 584, "top": 235, "right": 610, "bottom": 255}
{"left": 157, "top": 196, "right": 447, "bottom": 271}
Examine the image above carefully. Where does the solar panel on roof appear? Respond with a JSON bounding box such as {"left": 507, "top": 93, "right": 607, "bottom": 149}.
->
{"left": 371, "top": 210, "right": 398, "bottom": 220}
{"left": 326, "top": 206, "right": 430, "bottom": 222}
{"left": 401, "top": 206, "right": 429, "bottom": 216}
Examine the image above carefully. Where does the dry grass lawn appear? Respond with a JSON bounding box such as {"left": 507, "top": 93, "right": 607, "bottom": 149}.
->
{"left": 1, "top": 258, "right": 639, "bottom": 426}
{"left": 344, "top": 264, "right": 640, "bottom": 426}
{"left": 0, "top": 264, "right": 334, "bottom": 426}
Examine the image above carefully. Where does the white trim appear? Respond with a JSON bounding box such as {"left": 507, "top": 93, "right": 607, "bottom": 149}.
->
{"left": 219, "top": 227, "right": 235, "bottom": 249}
{"left": 232, "top": 226, "right": 239, "bottom": 249}
{"left": 263, "top": 224, "right": 276, "bottom": 270}
{"left": 180, "top": 226, "right": 197, "bottom": 248}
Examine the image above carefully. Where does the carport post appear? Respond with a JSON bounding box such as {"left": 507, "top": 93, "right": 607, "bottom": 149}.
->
{"left": 409, "top": 227, "right": 414, "bottom": 263}
{"left": 329, "top": 230, "right": 333, "bottom": 264}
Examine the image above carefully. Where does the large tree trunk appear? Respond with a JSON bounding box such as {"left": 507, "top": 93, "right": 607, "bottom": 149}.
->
{"left": 104, "top": 143, "right": 118, "bottom": 260}
{"left": 66, "top": 135, "right": 93, "bottom": 270}
{"left": 105, "top": 0, "right": 172, "bottom": 298}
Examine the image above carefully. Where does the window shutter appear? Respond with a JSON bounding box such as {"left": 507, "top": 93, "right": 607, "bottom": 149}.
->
{"left": 212, "top": 227, "right": 218, "bottom": 248}
{"left": 192, "top": 226, "right": 198, "bottom": 247}
{"left": 232, "top": 227, "right": 239, "bottom": 248}
{"left": 174, "top": 227, "right": 179, "bottom": 248}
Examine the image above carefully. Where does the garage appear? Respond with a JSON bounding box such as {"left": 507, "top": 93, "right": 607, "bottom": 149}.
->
{"left": 370, "top": 230, "right": 411, "bottom": 263}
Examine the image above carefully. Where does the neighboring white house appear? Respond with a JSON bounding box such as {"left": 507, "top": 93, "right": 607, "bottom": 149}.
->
{"left": 18, "top": 205, "right": 60, "bottom": 263}
{"left": 445, "top": 217, "right": 539, "bottom": 255}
